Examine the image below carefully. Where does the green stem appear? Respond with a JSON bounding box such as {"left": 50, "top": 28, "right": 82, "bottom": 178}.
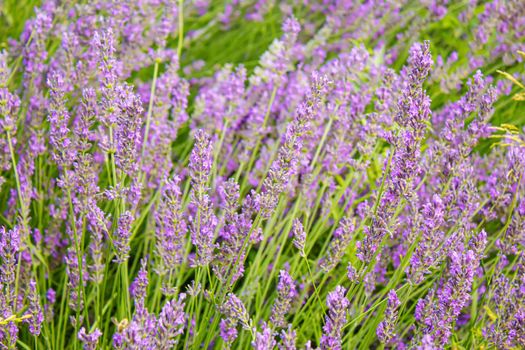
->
{"left": 140, "top": 60, "right": 160, "bottom": 169}
{"left": 177, "top": 0, "right": 184, "bottom": 59}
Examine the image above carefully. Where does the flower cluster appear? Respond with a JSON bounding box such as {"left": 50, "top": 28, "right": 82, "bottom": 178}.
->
{"left": 0, "top": 0, "right": 524, "bottom": 349}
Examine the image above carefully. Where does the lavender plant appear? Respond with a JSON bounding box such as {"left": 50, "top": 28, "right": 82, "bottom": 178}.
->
{"left": 0, "top": 0, "right": 524, "bottom": 349}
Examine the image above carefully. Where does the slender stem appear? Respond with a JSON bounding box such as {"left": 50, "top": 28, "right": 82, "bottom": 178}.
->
{"left": 304, "top": 256, "right": 324, "bottom": 311}
{"left": 140, "top": 60, "right": 160, "bottom": 169}
{"left": 177, "top": 0, "right": 184, "bottom": 59}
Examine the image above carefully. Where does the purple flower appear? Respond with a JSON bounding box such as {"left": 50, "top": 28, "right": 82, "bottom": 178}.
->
{"left": 93, "top": 30, "right": 119, "bottom": 124}
{"left": 65, "top": 244, "right": 88, "bottom": 313}
{"left": 25, "top": 280, "right": 43, "bottom": 336}
{"left": 396, "top": 40, "right": 432, "bottom": 139}
{"left": 47, "top": 71, "right": 76, "bottom": 168}
{"left": 114, "top": 84, "right": 144, "bottom": 177}
{"left": 278, "top": 324, "right": 297, "bottom": 350}
{"left": 87, "top": 204, "right": 108, "bottom": 285}
{"left": 291, "top": 219, "right": 306, "bottom": 257}
{"left": 270, "top": 270, "right": 298, "bottom": 328}
{"left": 377, "top": 290, "right": 401, "bottom": 344}
{"left": 142, "top": 61, "right": 188, "bottom": 187}
{"left": 213, "top": 178, "right": 246, "bottom": 283}
{"left": 0, "top": 226, "right": 20, "bottom": 301}
{"left": 219, "top": 293, "right": 252, "bottom": 346}
{"left": 320, "top": 286, "right": 349, "bottom": 350}
{"left": 155, "top": 175, "right": 187, "bottom": 275}
{"left": 257, "top": 73, "right": 330, "bottom": 218}
{"left": 347, "top": 263, "right": 359, "bottom": 284}
{"left": 0, "top": 51, "right": 21, "bottom": 135}
{"left": 115, "top": 259, "right": 157, "bottom": 349}
{"left": 321, "top": 217, "right": 355, "bottom": 271}
{"left": 78, "top": 327, "right": 102, "bottom": 350}
{"left": 414, "top": 237, "right": 486, "bottom": 347}
{"left": 251, "top": 16, "right": 300, "bottom": 86}
{"left": 189, "top": 129, "right": 217, "bottom": 266}
{"left": 408, "top": 194, "right": 446, "bottom": 284}
{"left": 156, "top": 294, "right": 186, "bottom": 349}
{"left": 252, "top": 322, "right": 276, "bottom": 350}
{"left": 131, "top": 259, "right": 149, "bottom": 312}
{"left": 114, "top": 211, "right": 133, "bottom": 263}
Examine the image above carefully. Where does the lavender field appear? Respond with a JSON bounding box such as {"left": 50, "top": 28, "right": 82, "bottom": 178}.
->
{"left": 0, "top": 0, "right": 524, "bottom": 349}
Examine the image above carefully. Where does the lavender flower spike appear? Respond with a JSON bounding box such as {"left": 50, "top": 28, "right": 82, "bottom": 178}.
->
{"left": 219, "top": 293, "right": 252, "bottom": 347}
{"left": 0, "top": 51, "right": 21, "bottom": 135}
{"left": 291, "top": 219, "right": 306, "bottom": 257}
{"left": 189, "top": 129, "right": 217, "bottom": 266}
{"left": 279, "top": 324, "right": 297, "bottom": 350}
{"left": 320, "top": 286, "right": 350, "bottom": 350}
{"left": 270, "top": 270, "right": 298, "bottom": 328}
{"left": 114, "top": 211, "right": 133, "bottom": 263}
{"left": 252, "top": 322, "right": 277, "bottom": 350}
{"left": 78, "top": 327, "right": 102, "bottom": 350}
{"left": 26, "top": 280, "right": 43, "bottom": 336}
{"left": 377, "top": 290, "right": 401, "bottom": 344}
{"left": 0, "top": 226, "right": 20, "bottom": 302}
{"left": 155, "top": 175, "right": 187, "bottom": 274}
{"left": 321, "top": 217, "right": 355, "bottom": 272}
{"left": 396, "top": 40, "right": 433, "bottom": 139}
{"left": 156, "top": 294, "right": 187, "bottom": 349}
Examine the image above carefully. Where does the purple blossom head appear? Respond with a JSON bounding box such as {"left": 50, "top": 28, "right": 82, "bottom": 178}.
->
{"left": 252, "top": 322, "right": 276, "bottom": 350}
{"left": 25, "top": 280, "right": 43, "bottom": 336}
{"left": 271, "top": 270, "right": 298, "bottom": 328}
{"left": 0, "top": 51, "right": 21, "bottom": 133}
{"left": 377, "top": 290, "right": 400, "bottom": 344}
{"left": 279, "top": 324, "right": 297, "bottom": 350}
{"left": 189, "top": 129, "right": 217, "bottom": 266}
{"left": 78, "top": 327, "right": 102, "bottom": 350}
{"left": 220, "top": 292, "right": 252, "bottom": 344}
{"left": 114, "top": 211, "right": 133, "bottom": 263}
{"left": 0, "top": 226, "right": 21, "bottom": 286}
{"left": 321, "top": 286, "right": 349, "bottom": 350}
{"left": 407, "top": 41, "right": 433, "bottom": 85}
{"left": 157, "top": 294, "right": 186, "bottom": 348}
{"left": 291, "top": 219, "right": 306, "bottom": 255}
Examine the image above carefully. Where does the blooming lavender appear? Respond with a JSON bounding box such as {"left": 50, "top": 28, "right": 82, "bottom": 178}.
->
{"left": 155, "top": 175, "right": 187, "bottom": 276}
{"left": 0, "top": 226, "right": 20, "bottom": 304}
{"left": 483, "top": 258, "right": 525, "bottom": 348}
{"left": 24, "top": 280, "right": 43, "bottom": 336}
{"left": 219, "top": 293, "right": 252, "bottom": 347}
{"left": 414, "top": 231, "right": 487, "bottom": 347}
{"left": 252, "top": 322, "right": 277, "bottom": 350}
{"left": 357, "top": 40, "right": 433, "bottom": 265}
{"left": 156, "top": 295, "right": 187, "bottom": 349}
{"left": 256, "top": 73, "right": 330, "bottom": 218}
{"left": 270, "top": 270, "right": 298, "bottom": 328}
{"left": 47, "top": 71, "right": 76, "bottom": 169}
{"left": 279, "top": 324, "right": 297, "bottom": 350}
{"left": 320, "top": 286, "right": 349, "bottom": 350}
{"left": 189, "top": 129, "right": 217, "bottom": 266}
{"left": 291, "top": 219, "right": 306, "bottom": 257}
{"left": 408, "top": 194, "right": 446, "bottom": 284}
{"left": 396, "top": 41, "right": 433, "bottom": 139}
{"left": 0, "top": 2, "right": 522, "bottom": 349}
{"left": 114, "top": 211, "right": 133, "bottom": 263}
{"left": 377, "top": 290, "right": 401, "bottom": 344}
{"left": 321, "top": 217, "right": 355, "bottom": 271}
{"left": 87, "top": 204, "right": 108, "bottom": 285}
{"left": 347, "top": 263, "right": 359, "bottom": 284}
{"left": 0, "top": 51, "right": 20, "bottom": 136}
{"left": 78, "top": 327, "right": 102, "bottom": 350}
{"left": 65, "top": 244, "right": 88, "bottom": 315}
{"left": 114, "top": 259, "right": 157, "bottom": 349}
